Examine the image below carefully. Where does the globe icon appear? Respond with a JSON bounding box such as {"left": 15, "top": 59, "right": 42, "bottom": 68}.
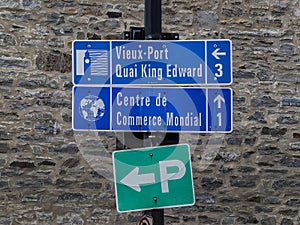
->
{"left": 79, "top": 95, "right": 105, "bottom": 121}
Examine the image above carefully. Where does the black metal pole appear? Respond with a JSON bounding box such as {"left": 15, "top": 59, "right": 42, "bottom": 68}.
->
{"left": 144, "top": 2, "right": 164, "bottom": 224}
{"left": 144, "top": 209, "right": 164, "bottom": 225}
{"left": 119, "top": 1, "right": 178, "bottom": 224}
{"left": 145, "top": 0, "right": 162, "bottom": 40}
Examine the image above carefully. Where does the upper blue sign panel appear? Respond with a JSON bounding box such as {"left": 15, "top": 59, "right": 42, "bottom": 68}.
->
{"left": 73, "top": 40, "right": 232, "bottom": 86}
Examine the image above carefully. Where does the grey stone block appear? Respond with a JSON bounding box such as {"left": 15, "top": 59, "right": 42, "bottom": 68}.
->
{"left": 0, "top": 56, "right": 31, "bottom": 69}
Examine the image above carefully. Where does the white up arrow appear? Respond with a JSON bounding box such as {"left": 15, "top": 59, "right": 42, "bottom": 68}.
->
{"left": 214, "top": 95, "right": 225, "bottom": 108}
{"left": 120, "top": 167, "right": 155, "bottom": 192}
{"left": 212, "top": 48, "right": 226, "bottom": 60}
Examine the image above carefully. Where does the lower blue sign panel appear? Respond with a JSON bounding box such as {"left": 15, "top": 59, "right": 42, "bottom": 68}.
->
{"left": 72, "top": 86, "right": 232, "bottom": 133}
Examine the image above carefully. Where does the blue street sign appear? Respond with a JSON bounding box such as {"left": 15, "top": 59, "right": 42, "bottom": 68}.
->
{"left": 73, "top": 40, "right": 232, "bottom": 86}
{"left": 72, "top": 86, "right": 232, "bottom": 133}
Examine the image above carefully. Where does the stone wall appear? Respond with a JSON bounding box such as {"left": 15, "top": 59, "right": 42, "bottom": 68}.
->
{"left": 0, "top": 0, "right": 300, "bottom": 224}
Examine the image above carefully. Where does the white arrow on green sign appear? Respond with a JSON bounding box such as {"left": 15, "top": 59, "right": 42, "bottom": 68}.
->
{"left": 121, "top": 167, "right": 155, "bottom": 192}
{"left": 113, "top": 144, "right": 195, "bottom": 213}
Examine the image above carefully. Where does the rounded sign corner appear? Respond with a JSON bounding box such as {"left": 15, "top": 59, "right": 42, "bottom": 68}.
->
{"left": 226, "top": 127, "right": 234, "bottom": 134}
{"left": 72, "top": 40, "right": 77, "bottom": 47}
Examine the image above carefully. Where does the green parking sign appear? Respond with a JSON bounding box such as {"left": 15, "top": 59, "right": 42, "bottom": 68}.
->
{"left": 113, "top": 144, "right": 195, "bottom": 212}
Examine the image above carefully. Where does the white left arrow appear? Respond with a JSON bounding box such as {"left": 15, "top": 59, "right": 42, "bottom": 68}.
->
{"left": 120, "top": 167, "right": 155, "bottom": 192}
{"left": 212, "top": 48, "right": 226, "bottom": 60}
{"left": 214, "top": 95, "right": 225, "bottom": 108}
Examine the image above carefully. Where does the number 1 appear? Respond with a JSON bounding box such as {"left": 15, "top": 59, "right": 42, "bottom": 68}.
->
{"left": 217, "top": 113, "right": 222, "bottom": 126}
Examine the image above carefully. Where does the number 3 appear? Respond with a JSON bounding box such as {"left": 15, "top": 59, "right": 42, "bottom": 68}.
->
{"left": 215, "top": 63, "right": 223, "bottom": 77}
